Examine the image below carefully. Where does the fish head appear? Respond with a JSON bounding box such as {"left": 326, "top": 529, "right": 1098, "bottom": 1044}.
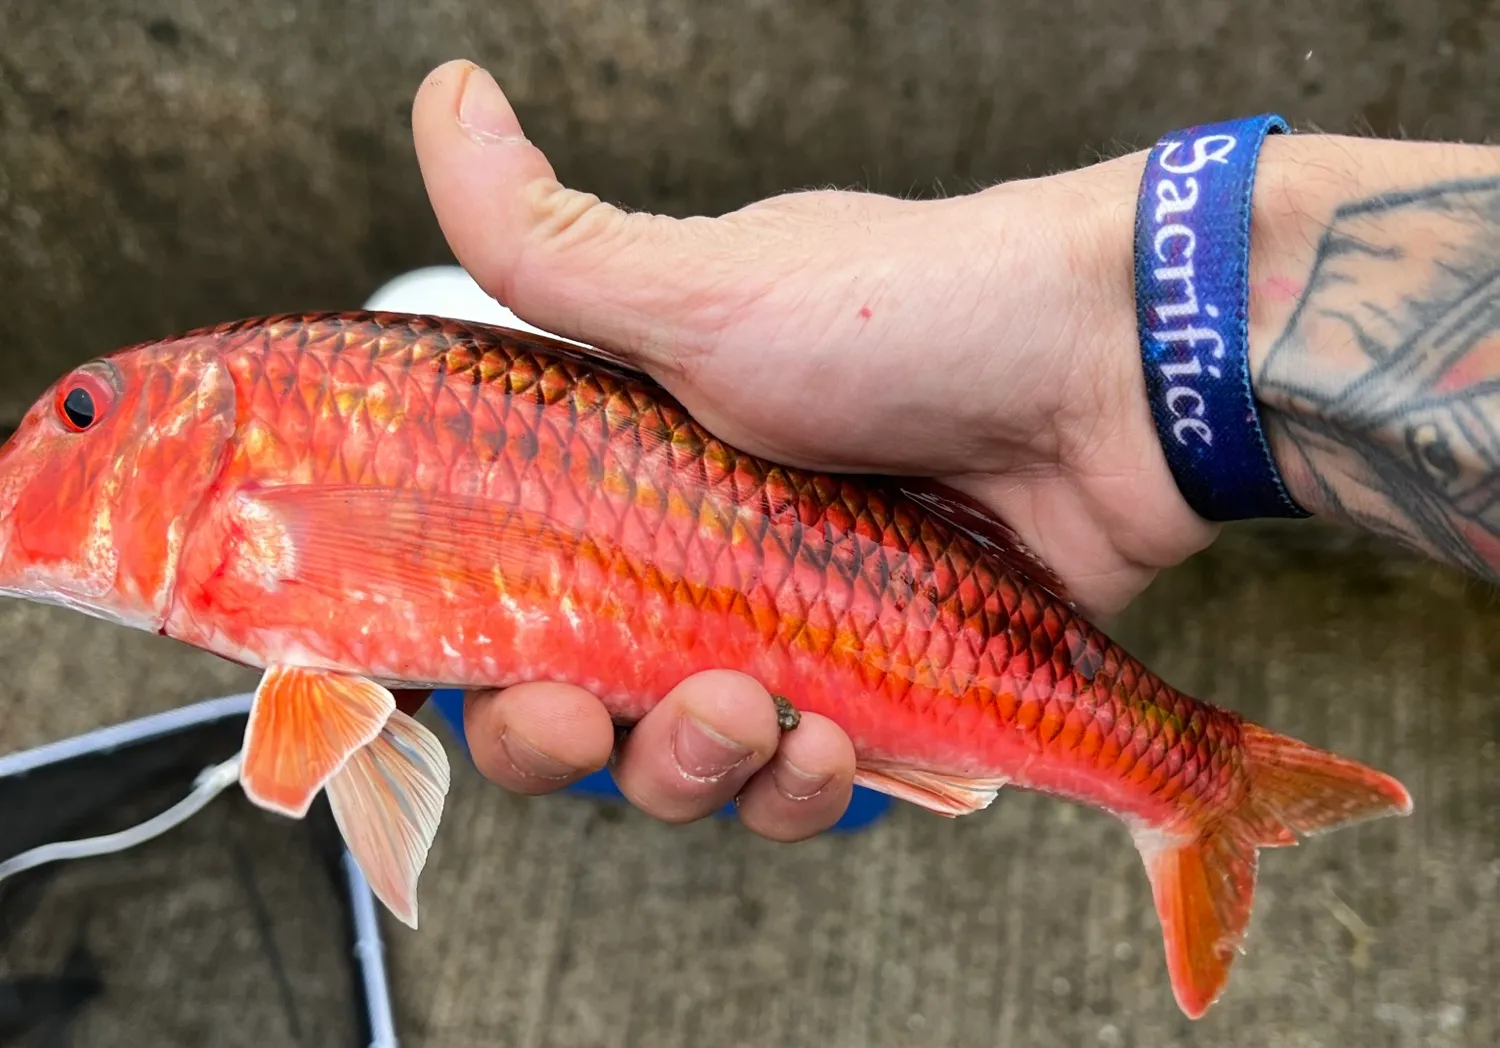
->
{"left": 0, "top": 336, "right": 237, "bottom": 631}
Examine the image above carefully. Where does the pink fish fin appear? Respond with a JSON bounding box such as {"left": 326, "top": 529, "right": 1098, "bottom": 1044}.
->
{"left": 236, "top": 484, "right": 570, "bottom": 602}
{"left": 327, "top": 708, "right": 451, "bottom": 929}
{"left": 240, "top": 665, "right": 396, "bottom": 819}
{"left": 1136, "top": 722, "right": 1412, "bottom": 1020}
{"left": 894, "top": 479, "right": 1076, "bottom": 611}
{"left": 853, "top": 765, "right": 1009, "bottom": 817}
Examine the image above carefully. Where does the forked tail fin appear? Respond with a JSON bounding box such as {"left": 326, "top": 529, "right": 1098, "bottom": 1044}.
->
{"left": 1135, "top": 722, "right": 1412, "bottom": 1019}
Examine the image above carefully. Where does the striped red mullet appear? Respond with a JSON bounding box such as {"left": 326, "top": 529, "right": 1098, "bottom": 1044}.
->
{"left": 0, "top": 311, "right": 1411, "bottom": 1018}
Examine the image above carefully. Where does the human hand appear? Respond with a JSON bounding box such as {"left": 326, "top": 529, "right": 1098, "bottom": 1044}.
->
{"left": 406, "top": 59, "right": 1214, "bottom": 839}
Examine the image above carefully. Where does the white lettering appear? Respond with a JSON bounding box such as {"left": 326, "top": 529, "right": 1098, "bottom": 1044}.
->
{"left": 1166, "top": 387, "right": 1206, "bottom": 417}
{"left": 1152, "top": 260, "right": 1200, "bottom": 321}
{"left": 1153, "top": 324, "right": 1225, "bottom": 359}
{"left": 1173, "top": 418, "right": 1214, "bottom": 445}
{"left": 1153, "top": 224, "right": 1195, "bottom": 263}
{"left": 1156, "top": 298, "right": 1199, "bottom": 322}
{"left": 1141, "top": 133, "right": 1244, "bottom": 455}
{"left": 1154, "top": 178, "right": 1199, "bottom": 222}
{"left": 1158, "top": 133, "right": 1237, "bottom": 175}
{"left": 1159, "top": 359, "right": 1202, "bottom": 379}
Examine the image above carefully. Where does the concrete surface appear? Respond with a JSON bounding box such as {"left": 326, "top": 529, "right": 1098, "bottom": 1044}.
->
{"left": 2, "top": 1, "right": 1498, "bottom": 1046}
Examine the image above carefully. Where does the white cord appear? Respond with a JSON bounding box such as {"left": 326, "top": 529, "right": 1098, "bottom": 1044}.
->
{"left": 0, "top": 752, "right": 244, "bottom": 884}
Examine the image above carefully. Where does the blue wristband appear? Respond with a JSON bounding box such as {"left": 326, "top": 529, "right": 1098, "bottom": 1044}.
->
{"left": 1132, "top": 114, "right": 1310, "bottom": 522}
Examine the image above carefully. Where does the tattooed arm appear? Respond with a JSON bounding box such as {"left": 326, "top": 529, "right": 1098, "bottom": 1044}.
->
{"left": 1236, "top": 137, "right": 1500, "bottom": 580}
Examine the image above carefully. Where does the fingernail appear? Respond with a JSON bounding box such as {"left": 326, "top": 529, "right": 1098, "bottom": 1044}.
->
{"left": 499, "top": 729, "right": 576, "bottom": 781}
{"left": 773, "top": 759, "right": 831, "bottom": 801}
{"left": 673, "top": 716, "right": 753, "bottom": 781}
{"left": 458, "top": 65, "right": 529, "bottom": 145}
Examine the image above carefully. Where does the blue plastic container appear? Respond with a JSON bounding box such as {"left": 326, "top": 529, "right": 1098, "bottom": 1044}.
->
{"left": 428, "top": 689, "right": 893, "bottom": 832}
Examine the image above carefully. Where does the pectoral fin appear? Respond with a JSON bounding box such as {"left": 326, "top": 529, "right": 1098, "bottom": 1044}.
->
{"left": 327, "top": 708, "right": 451, "bottom": 928}
{"left": 233, "top": 484, "right": 570, "bottom": 604}
{"left": 240, "top": 665, "right": 396, "bottom": 818}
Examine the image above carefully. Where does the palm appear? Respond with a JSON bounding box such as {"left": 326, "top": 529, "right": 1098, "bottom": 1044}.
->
{"left": 402, "top": 58, "right": 1221, "bottom": 843}
{"left": 416, "top": 74, "right": 1216, "bottom": 618}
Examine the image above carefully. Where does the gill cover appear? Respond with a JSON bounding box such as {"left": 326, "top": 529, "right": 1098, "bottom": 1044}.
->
{"left": 0, "top": 338, "right": 237, "bottom": 631}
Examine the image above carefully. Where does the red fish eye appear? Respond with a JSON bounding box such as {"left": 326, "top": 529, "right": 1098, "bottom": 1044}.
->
{"left": 54, "top": 369, "right": 116, "bottom": 433}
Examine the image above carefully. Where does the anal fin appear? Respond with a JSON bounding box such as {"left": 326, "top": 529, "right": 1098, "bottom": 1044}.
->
{"left": 327, "top": 708, "right": 451, "bottom": 929}
{"left": 854, "top": 765, "right": 1008, "bottom": 817}
{"left": 240, "top": 665, "right": 396, "bottom": 818}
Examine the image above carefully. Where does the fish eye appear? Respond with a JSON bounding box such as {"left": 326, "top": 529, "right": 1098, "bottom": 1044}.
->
{"left": 63, "top": 387, "right": 95, "bottom": 429}
{"left": 53, "top": 368, "right": 116, "bottom": 433}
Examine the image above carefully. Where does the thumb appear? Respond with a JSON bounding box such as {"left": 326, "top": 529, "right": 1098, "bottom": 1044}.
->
{"left": 411, "top": 60, "right": 746, "bottom": 371}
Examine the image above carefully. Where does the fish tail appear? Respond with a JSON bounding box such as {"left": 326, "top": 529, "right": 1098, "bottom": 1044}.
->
{"left": 1135, "top": 722, "right": 1412, "bottom": 1020}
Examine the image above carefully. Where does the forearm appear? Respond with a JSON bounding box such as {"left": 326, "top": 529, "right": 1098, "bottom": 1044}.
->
{"left": 1081, "top": 133, "right": 1500, "bottom": 581}
{"left": 1247, "top": 136, "right": 1500, "bottom": 581}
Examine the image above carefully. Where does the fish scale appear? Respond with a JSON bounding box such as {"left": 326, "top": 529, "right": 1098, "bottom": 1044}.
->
{"left": 185, "top": 313, "right": 1238, "bottom": 817}
{"left": 0, "top": 310, "right": 1411, "bottom": 1019}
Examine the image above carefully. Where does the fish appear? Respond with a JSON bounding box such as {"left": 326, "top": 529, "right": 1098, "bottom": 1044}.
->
{"left": 0, "top": 310, "right": 1411, "bottom": 1018}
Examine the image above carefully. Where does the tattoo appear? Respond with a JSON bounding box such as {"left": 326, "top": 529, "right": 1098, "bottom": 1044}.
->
{"left": 1254, "top": 173, "right": 1500, "bottom": 581}
{"left": 1256, "top": 175, "right": 1500, "bottom": 582}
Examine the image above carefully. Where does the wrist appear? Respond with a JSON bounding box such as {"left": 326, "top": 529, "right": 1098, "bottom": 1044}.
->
{"left": 1244, "top": 136, "right": 1393, "bottom": 392}
{"left": 1067, "top": 129, "right": 1371, "bottom": 527}
{"left": 1239, "top": 135, "right": 1370, "bottom": 517}
{"left": 1244, "top": 134, "right": 1500, "bottom": 519}
{"left": 1028, "top": 124, "right": 1498, "bottom": 584}
{"left": 1026, "top": 153, "right": 1226, "bottom": 566}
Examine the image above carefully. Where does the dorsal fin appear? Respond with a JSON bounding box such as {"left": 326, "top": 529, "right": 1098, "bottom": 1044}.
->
{"left": 894, "top": 478, "right": 1076, "bottom": 611}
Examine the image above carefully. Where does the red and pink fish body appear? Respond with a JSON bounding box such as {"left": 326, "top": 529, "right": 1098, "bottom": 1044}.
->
{"left": 0, "top": 312, "right": 1411, "bottom": 1018}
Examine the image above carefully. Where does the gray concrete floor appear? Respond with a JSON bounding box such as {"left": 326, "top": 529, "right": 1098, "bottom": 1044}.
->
{"left": 2, "top": 1, "right": 1498, "bottom": 1045}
